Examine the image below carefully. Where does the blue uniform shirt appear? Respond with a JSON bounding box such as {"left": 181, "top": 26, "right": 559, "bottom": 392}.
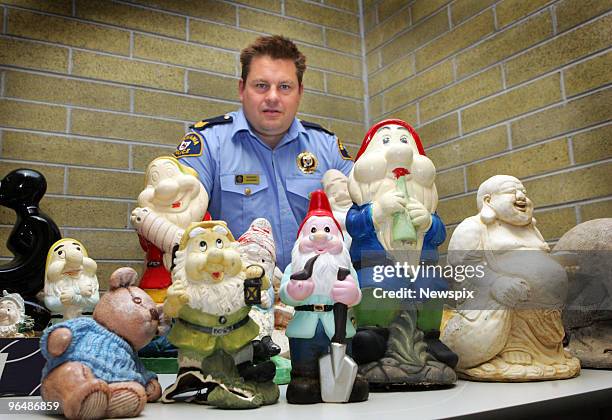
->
{"left": 175, "top": 108, "right": 353, "bottom": 270}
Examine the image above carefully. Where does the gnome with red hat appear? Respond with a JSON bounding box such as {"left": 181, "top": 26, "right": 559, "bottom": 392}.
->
{"left": 280, "top": 190, "right": 368, "bottom": 404}
{"left": 346, "top": 119, "right": 458, "bottom": 387}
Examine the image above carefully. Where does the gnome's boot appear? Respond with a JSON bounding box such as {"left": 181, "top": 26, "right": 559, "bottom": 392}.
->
{"left": 418, "top": 303, "right": 458, "bottom": 369}
{"left": 253, "top": 336, "right": 281, "bottom": 360}
{"left": 423, "top": 330, "right": 458, "bottom": 369}
{"left": 237, "top": 360, "right": 276, "bottom": 383}
{"left": 286, "top": 367, "right": 322, "bottom": 404}
{"left": 351, "top": 327, "right": 389, "bottom": 365}
{"left": 348, "top": 374, "right": 369, "bottom": 403}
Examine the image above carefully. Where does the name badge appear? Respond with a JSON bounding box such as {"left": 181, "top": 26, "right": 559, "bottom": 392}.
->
{"left": 235, "top": 174, "right": 260, "bottom": 185}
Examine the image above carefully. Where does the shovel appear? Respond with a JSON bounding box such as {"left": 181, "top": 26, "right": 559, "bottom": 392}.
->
{"left": 319, "top": 267, "right": 358, "bottom": 403}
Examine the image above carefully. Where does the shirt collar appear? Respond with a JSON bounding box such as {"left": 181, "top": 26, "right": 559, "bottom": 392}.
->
{"left": 231, "top": 108, "right": 306, "bottom": 149}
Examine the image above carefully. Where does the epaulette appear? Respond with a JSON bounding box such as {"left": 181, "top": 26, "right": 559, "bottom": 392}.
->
{"left": 300, "top": 119, "right": 335, "bottom": 136}
{"left": 189, "top": 114, "right": 233, "bottom": 130}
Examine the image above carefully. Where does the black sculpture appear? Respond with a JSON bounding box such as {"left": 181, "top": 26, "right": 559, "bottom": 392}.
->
{"left": 0, "top": 169, "right": 61, "bottom": 328}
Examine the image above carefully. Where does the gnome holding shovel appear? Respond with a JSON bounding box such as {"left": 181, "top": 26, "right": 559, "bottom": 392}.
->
{"left": 280, "top": 190, "right": 368, "bottom": 404}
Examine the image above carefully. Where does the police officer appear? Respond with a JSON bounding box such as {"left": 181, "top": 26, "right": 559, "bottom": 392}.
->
{"left": 174, "top": 35, "right": 353, "bottom": 270}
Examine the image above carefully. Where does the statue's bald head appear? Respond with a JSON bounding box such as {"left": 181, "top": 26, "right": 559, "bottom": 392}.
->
{"left": 476, "top": 175, "right": 522, "bottom": 211}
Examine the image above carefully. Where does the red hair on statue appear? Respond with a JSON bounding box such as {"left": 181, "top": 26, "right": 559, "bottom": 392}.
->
{"left": 354, "top": 119, "right": 426, "bottom": 162}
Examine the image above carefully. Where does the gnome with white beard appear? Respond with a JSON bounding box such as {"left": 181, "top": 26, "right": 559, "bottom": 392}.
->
{"left": 132, "top": 156, "right": 209, "bottom": 304}
{"left": 346, "top": 119, "right": 457, "bottom": 387}
{"left": 280, "top": 190, "right": 368, "bottom": 404}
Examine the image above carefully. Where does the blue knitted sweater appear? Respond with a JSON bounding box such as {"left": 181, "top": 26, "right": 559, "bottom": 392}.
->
{"left": 40, "top": 317, "right": 157, "bottom": 386}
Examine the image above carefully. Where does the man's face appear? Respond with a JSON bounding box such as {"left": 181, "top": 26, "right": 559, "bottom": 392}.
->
{"left": 239, "top": 56, "right": 303, "bottom": 145}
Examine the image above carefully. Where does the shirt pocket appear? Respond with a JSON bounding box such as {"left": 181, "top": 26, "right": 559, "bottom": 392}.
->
{"left": 286, "top": 176, "right": 321, "bottom": 221}
{"left": 220, "top": 173, "right": 269, "bottom": 236}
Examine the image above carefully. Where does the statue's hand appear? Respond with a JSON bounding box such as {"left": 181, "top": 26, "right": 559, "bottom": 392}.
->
{"left": 372, "top": 190, "right": 407, "bottom": 223}
{"left": 145, "top": 379, "right": 162, "bottom": 402}
{"left": 245, "top": 264, "right": 264, "bottom": 279}
{"left": 260, "top": 291, "right": 272, "bottom": 309}
{"left": 59, "top": 288, "right": 75, "bottom": 305}
{"left": 406, "top": 197, "right": 431, "bottom": 231}
{"left": 80, "top": 282, "right": 93, "bottom": 297}
{"left": 332, "top": 276, "right": 360, "bottom": 306}
{"left": 164, "top": 284, "right": 189, "bottom": 317}
{"left": 492, "top": 276, "right": 530, "bottom": 307}
{"left": 286, "top": 279, "right": 314, "bottom": 301}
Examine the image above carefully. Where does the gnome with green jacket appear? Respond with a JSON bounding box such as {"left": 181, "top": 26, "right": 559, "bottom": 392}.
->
{"left": 161, "top": 221, "right": 279, "bottom": 408}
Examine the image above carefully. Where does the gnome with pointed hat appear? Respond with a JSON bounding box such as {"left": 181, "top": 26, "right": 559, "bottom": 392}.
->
{"left": 280, "top": 190, "right": 368, "bottom": 404}
{"left": 346, "top": 119, "right": 457, "bottom": 387}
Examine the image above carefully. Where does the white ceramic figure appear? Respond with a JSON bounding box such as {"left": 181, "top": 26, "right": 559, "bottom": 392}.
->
{"left": 131, "top": 156, "right": 209, "bottom": 303}
{"left": 44, "top": 239, "right": 99, "bottom": 320}
{"left": 0, "top": 290, "right": 28, "bottom": 338}
{"left": 161, "top": 221, "right": 279, "bottom": 408}
{"left": 237, "top": 218, "right": 275, "bottom": 337}
{"left": 322, "top": 169, "right": 353, "bottom": 249}
{"left": 442, "top": 175, "right": 581, "bottom": 381}
{"left": 346, "top": 119, "right": 456, "bottom": 387}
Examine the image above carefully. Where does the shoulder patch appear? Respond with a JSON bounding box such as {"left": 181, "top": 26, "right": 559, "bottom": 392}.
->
{"left": 174, "top": 131, "right": 204, "bottom": 159}
{"left": 337, "top": 138, "right": 353, "bottom": 161}
{"left": 189, "top": 114, "right": 233, "bottom": 130}
{"left": 300, "top": 119, "right": 335, "bottom": 136}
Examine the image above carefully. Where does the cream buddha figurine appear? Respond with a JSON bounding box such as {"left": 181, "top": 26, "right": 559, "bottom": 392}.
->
{"left": 442, "top": 175, "right": 580, "bottom": 381}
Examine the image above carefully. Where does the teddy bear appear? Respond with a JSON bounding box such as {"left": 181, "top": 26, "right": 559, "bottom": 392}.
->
{"left": 40, "top": 267, "right": 162, "bottom": 419}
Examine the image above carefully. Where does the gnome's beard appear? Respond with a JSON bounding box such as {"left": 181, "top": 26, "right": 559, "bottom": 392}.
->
{"left": 173, "top": 252, "right": 245, "bottom": 316}
{"left": 0, "top": 324, "right": 19, "bottom": 337}
{"left": 44, "top": 273, "right": 97, "bottom": 301}
{"left": 142, "top": 182, "right": 208, "bottom": 230}
{"left": 348, "top": 150, "right": 438, "bottom": 257}
{"left": 291, "top": 242, "right": 352, "bottom": 297}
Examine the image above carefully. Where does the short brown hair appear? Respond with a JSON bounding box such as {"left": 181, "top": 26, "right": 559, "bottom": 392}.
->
{"left": 240, "top": 35, "right": 307, "bottom": 84}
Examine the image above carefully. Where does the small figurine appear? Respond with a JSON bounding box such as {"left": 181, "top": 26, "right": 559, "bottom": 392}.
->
{"left": 553, "top": 218, "right": 612, "bottom": 369}
{"left": 442, "top": 175, "right": 581, "bottom": 381}
{"left": 346, "top": 119, "right": 457, "bottom": 387}
{"left": 237, "top": 218, "right": 281, "bottom": 355}
{"left": 280, "top": 190, "right": 368, "bottom": 404}
{"left": 0, "top": 290, "right": 34, "bottom": 338}
{"left": 40, "top": 267, "right": 162, "bottom": 419}
{"left": 322, "top": 169, "right": 353, "bottom": 249}
{"left": 0, "top": 169, "right": 60, "bottom": 327}
{"left": 44, "top": 239, "right": 99, "bottom": 320}
{"left": 161, "top": 221, "right": 279, "bottom": 409}
{"left": 132, "top": 156, "right": 209, "bottom": 303}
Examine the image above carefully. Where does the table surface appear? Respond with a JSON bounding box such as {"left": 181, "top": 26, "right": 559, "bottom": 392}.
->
{"left": 4, "top": 369, "right": 612, "bottom": 419}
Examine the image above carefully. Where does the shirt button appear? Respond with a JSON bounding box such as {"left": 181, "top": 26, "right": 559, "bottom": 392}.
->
{"left": 219, "top": 316, "right": 227, "bottom": 324}
{"left": 245, "top": 188, "right": 252, "bottom": 195}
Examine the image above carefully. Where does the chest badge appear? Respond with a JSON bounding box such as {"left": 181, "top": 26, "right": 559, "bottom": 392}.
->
{"left": 297, "top": 151, "right": 318, "bottom": 174}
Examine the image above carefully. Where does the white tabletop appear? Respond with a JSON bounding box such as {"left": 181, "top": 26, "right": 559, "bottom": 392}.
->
{"left": 4, "top": 369, "right": 612, "bottom": 419}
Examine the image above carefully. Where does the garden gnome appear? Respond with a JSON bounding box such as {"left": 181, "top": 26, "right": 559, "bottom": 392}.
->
{"left": 442, "top": 175, "right": 580, "bottom": 381}
{"left": 554, "top": 218, "right": 612, "bottom": 368}
{"left": 237, "top": 218, "right": 281, "bottom": 356}
{"left": 40, "top": 267, "right": 162, "bottom": 419}
{"left": 280, "top": 190, "right": 368, "bottom": 404}
{"left": 0, "top": 290, "right": 32, "bottom": 338}
{"left": 346, "top": 119, "right": 457, "bottom": 387}
{"left": 132, "top": 156, "right": 209, "bottom": 303}
{"left": 0, "top": 169, "right": 60, "bottom": 328}
{"left": 322, "top": 169, "right": 353, "bottom": 249}
{"left": 44, "top": 239, "right": 99, "bottom": 321}
{"left": 161, "top": 221, "right": 279, "bottom": 409}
